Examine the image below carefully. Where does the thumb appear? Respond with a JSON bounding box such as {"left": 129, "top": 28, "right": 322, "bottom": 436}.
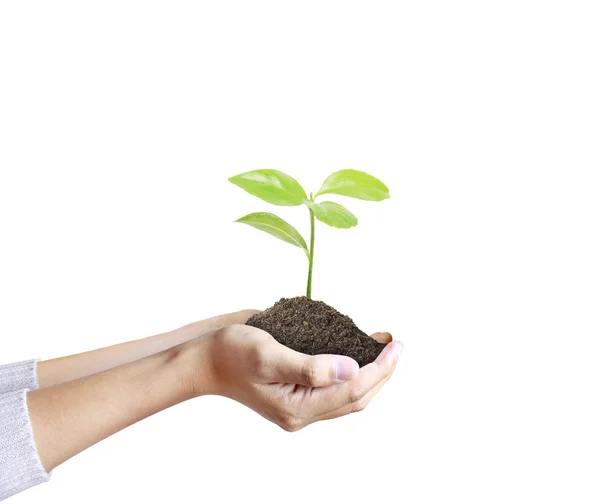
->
{"left": 270, "top": 346, "right": 359, "bottom": 387}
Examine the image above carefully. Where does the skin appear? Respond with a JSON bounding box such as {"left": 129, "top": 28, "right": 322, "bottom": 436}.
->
{"left": 28, "top": 310, "right": 401, "bottom": 472}
{"left": 36, "top": 310, "right": 260, "bottom": 388}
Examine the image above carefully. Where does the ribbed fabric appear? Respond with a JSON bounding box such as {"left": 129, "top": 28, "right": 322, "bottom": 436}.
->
{"left": 0, "top": 361, "right": 51, "bottom": 501}
{"left": 0, "top": 360, "right": 39, "bottom": 395}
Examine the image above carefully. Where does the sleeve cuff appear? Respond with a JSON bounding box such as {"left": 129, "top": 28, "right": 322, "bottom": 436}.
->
{"left": 0, "top": 389, "right": 51, "bottom": 500}
{"left": 0, "top": 360, "right": 40, "bottom": 395}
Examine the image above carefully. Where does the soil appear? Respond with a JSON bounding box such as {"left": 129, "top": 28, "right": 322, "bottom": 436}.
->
{"left": 246, "top": 296, "right": 386, "bottom": 367}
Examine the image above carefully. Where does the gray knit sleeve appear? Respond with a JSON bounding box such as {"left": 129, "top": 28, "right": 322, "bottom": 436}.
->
{"left": 0, "top": 361, "right": 51, "bottom": 501}
{"left": 0, "top": 360, "right": 39, "bottom": 395}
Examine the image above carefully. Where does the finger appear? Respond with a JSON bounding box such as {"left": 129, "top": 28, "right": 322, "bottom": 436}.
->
{"left": 306, "top": 340, "right": 403, "bottom": 415}
{"left": 313, "top": 355, "right": 400, "bottom": 422}
{"left": 178, "top": 310, "right": 261, "bottom": 337}
{"left": 220, "top": 309, "right": 261, "bottom": 325}
{"left": 261, "top": 341, "right": 359, "bottom": 387}
{"left": 204, "top": 310, "right": 262, "bottom": 331}
{"left": 371, "top": 331, "right": 393, "bottom": 344}
{"left": 314, "top": 344, "right": 402, "bottom": 422}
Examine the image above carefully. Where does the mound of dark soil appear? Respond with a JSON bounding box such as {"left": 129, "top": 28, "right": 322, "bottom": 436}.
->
{"left": 246, "top": 296, "right": 386, "bottom": 367}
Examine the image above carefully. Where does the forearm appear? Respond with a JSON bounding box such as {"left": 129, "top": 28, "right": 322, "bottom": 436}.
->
{"left": 36, "top": 311, "right": 255, "bottom": 388}
{"left": 28, "top": 339, "right": 205, "bottom": 472}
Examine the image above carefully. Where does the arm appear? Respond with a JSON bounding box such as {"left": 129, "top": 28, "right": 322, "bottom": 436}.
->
{"left": 36, "top": 309, "right": 258, "bottom": 388}
{"left": 28, "top": 325, "right": 401, "bottom": 472}
{"left": 28, "top": 343, "right": 197, "bottom": 471}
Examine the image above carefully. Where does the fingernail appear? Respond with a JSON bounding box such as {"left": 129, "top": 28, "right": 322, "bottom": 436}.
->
{"left": 390, "top": 341, "right": 404, "bottom": 360}
{"left": 335, "top": 358, "right": 358, "bottom": 381}
{"left": 372, "top": 331, "right": 393, "bottom": 343}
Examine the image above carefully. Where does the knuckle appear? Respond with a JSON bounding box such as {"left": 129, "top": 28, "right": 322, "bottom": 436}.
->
{"left": 281, "top": 422, "right": 300, "bottom": 433}
{"left": 353, "top": 398, "right": 368, "bottom": 413}
{"left": 277, "top": 412, "right": 301, "bottom": 432}
{"left": 214, "top": 324, "right": 238, "bottom": 341}
{"left": 243, "top": 338, "right": 266, "bottom": 373}
{"left": 211, "top": 327, "right": 227, "bottom": 343}
{"left": 253, "top": 352, "right": 271, "bottom": 379}
{"left": 209, "top": 328, "right": 229, "bottom": 353}
{"left": 301, "top": 361, "right": 322, "bottom": 387}
{"left": 348, "top": 384, "right": 366, "bottom": 404}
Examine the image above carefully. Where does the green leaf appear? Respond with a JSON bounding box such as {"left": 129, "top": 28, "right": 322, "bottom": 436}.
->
{"left": 229, "top": 169, "right": 308, "bottom": 206}
{"left": 306, "top": 201, "right": 358, "bottom": 228}
{"left": 315, "top": 169, "right": 390, "bottom": 201}
{"left": 234, "top": 212, "right": 308, "bottom": 255}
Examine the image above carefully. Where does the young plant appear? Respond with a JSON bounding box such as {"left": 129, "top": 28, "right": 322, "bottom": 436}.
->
{"left": 229, "top": 169, "right": 389, "bottom": 299}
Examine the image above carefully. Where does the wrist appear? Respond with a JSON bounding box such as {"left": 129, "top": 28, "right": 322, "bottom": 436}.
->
{"left": 177, "top": 333, "right": 217, "bottom": 399}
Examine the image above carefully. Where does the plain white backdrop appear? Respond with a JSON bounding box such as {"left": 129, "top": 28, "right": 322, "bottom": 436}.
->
{"left": 1, "top": 1, "right": 599, "bottom": 502}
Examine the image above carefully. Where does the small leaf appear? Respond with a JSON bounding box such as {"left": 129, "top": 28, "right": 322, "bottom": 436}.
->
{"left": 229, "top": 169, "right": 308, "bottom": 206}
{"left": 315, "top": 169, "right": 390, "bottom": 201}
{"left": 234, "top": 212, "right": 308, "bottom": 255}
{"left": 306, "top": 201, "right": 358, "bottom": 229}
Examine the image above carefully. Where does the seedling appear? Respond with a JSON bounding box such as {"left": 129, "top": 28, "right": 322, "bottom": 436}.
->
{"left": 229, "top": 169, "right": 389, "bottom": 299}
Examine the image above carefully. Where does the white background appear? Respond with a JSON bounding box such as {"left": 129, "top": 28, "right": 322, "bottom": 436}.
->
{"left": 1, "top": 1, "right": 599, "bottom": 502}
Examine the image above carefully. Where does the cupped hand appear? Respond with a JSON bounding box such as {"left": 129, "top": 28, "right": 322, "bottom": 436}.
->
{"left": 187, "top": 324, "right": 402, "bottom": 431}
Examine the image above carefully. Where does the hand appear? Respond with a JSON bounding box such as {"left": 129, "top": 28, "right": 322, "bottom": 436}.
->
{"left": 186, "top": 324, "right": 403, "bottom": 431}
{"left": 28, "top": 314, "right": 400, "bottom": 472}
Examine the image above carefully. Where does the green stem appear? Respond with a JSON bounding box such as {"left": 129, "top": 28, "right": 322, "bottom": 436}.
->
{"left": 306, "top": 193, "right": 315, "bottom": 298}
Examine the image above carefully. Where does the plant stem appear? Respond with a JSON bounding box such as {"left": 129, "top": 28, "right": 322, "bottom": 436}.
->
{"left": 306, "top": 193, "right": 315, "bottom": 299}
